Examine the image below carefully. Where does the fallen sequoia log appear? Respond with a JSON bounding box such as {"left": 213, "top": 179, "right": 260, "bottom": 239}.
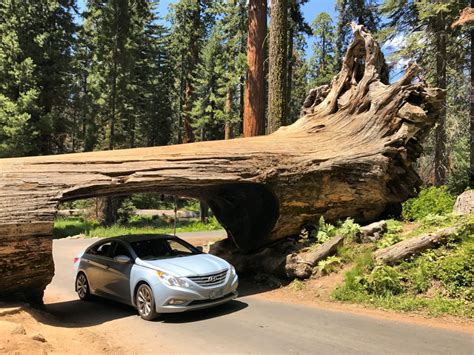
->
{"left": 374, "top": 226, "right": 458, "bottom": 264}
{"left": 0, "top": 24, "right": 443, "bottom": 302}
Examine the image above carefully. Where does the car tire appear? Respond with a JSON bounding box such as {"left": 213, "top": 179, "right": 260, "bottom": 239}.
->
{"left": 76, "top": 272, "right": 91, "bottom": 301}
{"left": 136, "top": 283, "right": 159, "bottom": 321}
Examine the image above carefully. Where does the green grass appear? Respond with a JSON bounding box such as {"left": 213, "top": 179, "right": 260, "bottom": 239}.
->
{"left": 331, "top": 214, "right": 474, "bottom": 318}
{"left": 53, "top": 215, "right": 223, "bottom": 239}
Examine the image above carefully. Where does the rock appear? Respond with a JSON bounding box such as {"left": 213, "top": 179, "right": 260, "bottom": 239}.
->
{"left": 355, "top": 220, "right": 387, "bottom": 243}
{"left": 31, "top": 333, "right": 47, "bottom": 343}
{"left": 453, "top": 190, "right": 474, "bottom": 215}
{"left": 0, "top": 320, "right": 26, "bottom": 335}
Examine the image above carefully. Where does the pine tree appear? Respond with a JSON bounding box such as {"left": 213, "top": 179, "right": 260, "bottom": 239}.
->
{"left": 309, "top": 12, "right": 336, "bottom": 87}
{"left": 288, "top": 36, "right": 309, "bottom": 123}
{"left": 382, "top": 0, "right": 470, "bottom": 187}
{"left": 268, "top": 0, "right": 289, "bottom": 133}
{"left": 168, "top": 0, "right": 213, "bottom": 144}
{"left": 191, "top": 30, "right": 222, "bottom": 141}
{"left": 286, "top": 0, "right": 311, "bottom": 124}
{"left": 0, "top": 0, "right": 77, "bottom": 157}
{"left": 214, "top": 0, "right": 247, "bottom": 139}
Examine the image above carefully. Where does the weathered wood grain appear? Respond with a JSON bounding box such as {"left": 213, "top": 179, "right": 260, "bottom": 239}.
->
{"left": 0, "top": 24, "right": 442, "bottom": 301}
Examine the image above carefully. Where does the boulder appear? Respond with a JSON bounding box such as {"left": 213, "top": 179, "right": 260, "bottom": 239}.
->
{"left": 453, "top": 190, "right": 474, "bottom": 215}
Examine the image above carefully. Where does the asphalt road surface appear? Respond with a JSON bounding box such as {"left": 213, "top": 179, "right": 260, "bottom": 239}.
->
{"left": 44, "top": 237, "right": 474, "bottom": 354}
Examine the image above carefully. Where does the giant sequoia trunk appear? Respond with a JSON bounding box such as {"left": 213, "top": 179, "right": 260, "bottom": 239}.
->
{"left": 0, "top": 25, "right": 442, "bottom": 302}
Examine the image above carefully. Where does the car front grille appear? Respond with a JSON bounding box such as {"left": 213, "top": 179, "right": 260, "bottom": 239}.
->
{"left": 187, "top": 269, "right": 228, "bottom": 287}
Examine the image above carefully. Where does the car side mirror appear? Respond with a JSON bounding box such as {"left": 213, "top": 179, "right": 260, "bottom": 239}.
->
{"left": 196, "top": 246, "right": 203, "bottom": 252}
{"left": 114, "top": 255, "right": 132, "bottom": 264}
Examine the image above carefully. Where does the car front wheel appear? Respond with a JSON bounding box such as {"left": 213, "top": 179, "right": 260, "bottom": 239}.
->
{"left": 136, "top": 283, "right": 158, "bottom": 321}
{"left": 76, "top": 273, "right": 91, "bottom": 301}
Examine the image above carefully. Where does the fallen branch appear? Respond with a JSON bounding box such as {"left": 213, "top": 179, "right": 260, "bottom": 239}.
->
{"left": 374, "top": 226, "right": 458, "bottom": 265}
{"left": 355, "top": 220, "right": 387, "bottom": 243}
{"left": 285, "top": 235, "right": 345, "bottom": 279}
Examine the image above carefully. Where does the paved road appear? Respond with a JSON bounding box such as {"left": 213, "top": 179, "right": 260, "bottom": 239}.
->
{"left": 45, "top": 238, "right": 474, "bottom": 354}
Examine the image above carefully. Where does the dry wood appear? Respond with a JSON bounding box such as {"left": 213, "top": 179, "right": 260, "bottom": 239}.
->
{"left": 284, "top": 234, "right": 345, "bottom": 279}
{"left": 0, "top": 24, "right": 443, "bottom": 301}
{"left": 355, "top": 220, "right": 387, "bottom": 242}
{"left": 374, "top": 226, "right": 457, "bottom": 265}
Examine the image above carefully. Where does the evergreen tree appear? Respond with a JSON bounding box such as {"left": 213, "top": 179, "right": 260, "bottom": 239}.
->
{"left": 214, "top": 0, "right": 247, "bottom": 139}
{"left": 168, "top": 0, "right": 213, "bottom": 144}
{"left": 191, "top": 30, "right": 222, "bottom": 141}
{"left": 288, "top": 35, "right": 309, "bottom": 123}
{"left": 82, "top": 0, "right": 171, "bottom": 151}
{"left": 286, "top": 0, "right": 311, "bottom": 124}
{"left": 309, "top": 12, "right": 336, "bottom": 87}
{"left": 0, "top": 0, "right": 77, "bottom": 157}
{"left": 382, "top": 0, "right": 470, "bottom": 187}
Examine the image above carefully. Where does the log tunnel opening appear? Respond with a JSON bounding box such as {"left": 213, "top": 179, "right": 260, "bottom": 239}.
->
{"left": 59, "top": 182, "right": 280, "bottom": 252}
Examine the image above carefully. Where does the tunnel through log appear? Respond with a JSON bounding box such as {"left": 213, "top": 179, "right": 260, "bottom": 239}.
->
{"left": 0, "top": 24, "right": 443, "bottom": 302}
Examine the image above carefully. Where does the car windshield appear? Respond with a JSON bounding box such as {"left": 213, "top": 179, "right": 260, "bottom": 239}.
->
{"left": 131, "top": 238, "right": 200, "bottom": 260}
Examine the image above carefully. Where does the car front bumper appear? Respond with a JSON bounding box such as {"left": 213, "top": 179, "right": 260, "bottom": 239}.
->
{"left": 157, "top": 290, "right": 238, "bottom": 313}
{"left": 152, "top": 274, "right": 239, "bottom": 313}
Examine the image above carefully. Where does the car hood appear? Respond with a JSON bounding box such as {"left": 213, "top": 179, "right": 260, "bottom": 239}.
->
{"left": 136, "top": 253, "right": 230, "bottom": 277}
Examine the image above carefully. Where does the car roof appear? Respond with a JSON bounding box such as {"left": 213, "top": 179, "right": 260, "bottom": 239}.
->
{"left": 113, "top": 234, "right": 178, "bottom": 243}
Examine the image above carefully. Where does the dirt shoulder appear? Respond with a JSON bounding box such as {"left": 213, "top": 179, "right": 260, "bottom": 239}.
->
{"left": 0, "top": 303, "right": 128, "bottom": 355}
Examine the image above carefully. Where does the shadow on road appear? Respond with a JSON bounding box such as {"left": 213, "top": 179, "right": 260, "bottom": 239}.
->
{"left": 236, "top": 277, "right": 290, "bottom": 298}
{"left": 159, "top": 300, "right": 247, "bottom": 323}
{"left": 31, "top": 297, "right": 247, "bottom": 328}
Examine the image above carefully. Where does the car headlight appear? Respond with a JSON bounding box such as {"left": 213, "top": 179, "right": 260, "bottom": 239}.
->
{"left": 230, "top": 265, "right": 237, "bottom": 276}
{"left": 156, "top": 270, "right": 190, "bottom": 288}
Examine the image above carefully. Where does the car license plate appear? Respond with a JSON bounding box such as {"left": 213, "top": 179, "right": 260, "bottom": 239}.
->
{"left": 209, "top": 289, "right": 222, "bottom": 300}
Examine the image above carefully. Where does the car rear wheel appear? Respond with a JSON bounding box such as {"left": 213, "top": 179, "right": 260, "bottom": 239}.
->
{"left": 136, "top": 283, "right": 158, "bottom": 321}
{"left": 76, "top": 273, "right": 91, "bottom": 301}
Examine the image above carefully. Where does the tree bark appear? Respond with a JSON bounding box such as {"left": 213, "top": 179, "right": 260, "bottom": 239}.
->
{"left": 0, "top": 25, "right": 443, "bottom": 301}
{"left": 470, "top": 2, "right": 474, "bottom": 188}
{"left": 243, "top": 0, "right": 267, "bottom": 137}
{"left": 451, "top": 5, "right": 474, "bottom": 187}
{"left": 268, "top": 0, "right": 288, "bottom": 133}
{"left": 181, "top": 4, "right": 201, "bottom": 144}
{"left": 225, "top": 86, "right": 234, "bottom": 140}
{"left": 434, "top": 10, "right": 448, "bottom": 185}
{"left": 374, "top": 226, "right": 458, "bottom": 265}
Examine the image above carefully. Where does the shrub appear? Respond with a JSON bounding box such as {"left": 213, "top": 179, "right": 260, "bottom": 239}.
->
{"left": 117, "top": 199, "right": 136, "bottom": 225}
{"left": 318, "top": 256, "right": 342, "bottom": 275}
{"left": 338, "top": 218, "right": 360, "bottom": 238}
{"left": 434, "top": 248, "right": 473, "bottom": 301}
{"left": 364, "top": 266, "right": 404, "bottom": 296}
{"left": 289, "top": 279, "right": 306, "bottom": 291}
{"left": 315, "top": 216, "right": 337, "bottom": 243}
{"left": 406, "top": 259, "right": 433, "bottom": 294}
{"left": 402, "top": 186, "right": 456, "bottom": 221}
{"left": 376, "top": 233, "right": 402, "bottom": 249}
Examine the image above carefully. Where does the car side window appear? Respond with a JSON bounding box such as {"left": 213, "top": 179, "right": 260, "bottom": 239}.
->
{"left": 111, "top": 242, "right": 132, "bottom": 258}
{"left": 90, "top": 241, "right": 113, "bottom": 258}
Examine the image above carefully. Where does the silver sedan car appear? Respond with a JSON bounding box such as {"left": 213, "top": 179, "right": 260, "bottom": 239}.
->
{"left": 73, "top": 234, "right": 238, "bottom": 320}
